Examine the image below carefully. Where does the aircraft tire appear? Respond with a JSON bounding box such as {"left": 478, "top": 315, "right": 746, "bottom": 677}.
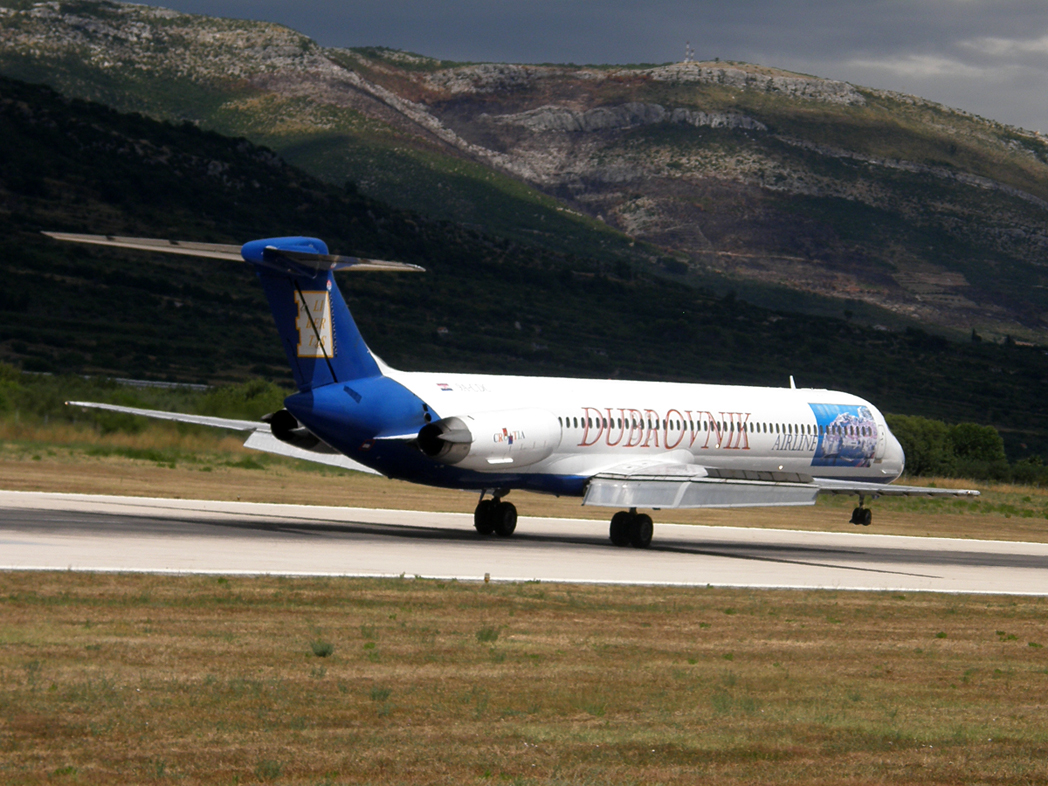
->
{"left": 629, "top": 513, "right": 654, "bottom": 549}
{"left": 474, "top": 499, "right": 497, "bottom": 535}
{"left": 492, "top": 501, "right": 517, "bottom": 537}
{"left": 609, "top": 511, "right": 632, "bottom": 547}
{"left": 862, "top": 508, "right": 872, "bottom": 526}
{"left": 850, "top": 507, "right": 863, "bottom": 525}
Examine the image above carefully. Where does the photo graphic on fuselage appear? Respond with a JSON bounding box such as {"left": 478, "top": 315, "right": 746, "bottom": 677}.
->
{"left": 809, "top": 403, "right": 878, "bottom": 468}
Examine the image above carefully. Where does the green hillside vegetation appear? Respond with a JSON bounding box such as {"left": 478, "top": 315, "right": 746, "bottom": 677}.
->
{"left": 2, "top": 75, "right": 1048, "bottom": 462}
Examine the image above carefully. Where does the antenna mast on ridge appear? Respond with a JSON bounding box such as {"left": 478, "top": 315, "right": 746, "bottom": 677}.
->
{"left": 684, "top": 41, "right": 695, "bottom": 63}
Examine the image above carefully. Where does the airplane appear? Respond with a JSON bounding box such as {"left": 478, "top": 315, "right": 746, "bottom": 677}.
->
{"left": 47, "top": 231, "right": 979, "bottom": 548}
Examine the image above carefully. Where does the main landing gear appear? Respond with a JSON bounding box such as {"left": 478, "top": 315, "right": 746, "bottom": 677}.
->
{"left": 609, "top": 508, "right": 654, "bottom": 549}
{"left": 850, "top": 495, "right": 873, "bottom": 526}
{"left": 474, "top": 492, "right": 517, "bottom": 537}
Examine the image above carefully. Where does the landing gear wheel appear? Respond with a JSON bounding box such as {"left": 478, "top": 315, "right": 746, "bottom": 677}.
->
{"left": 850, "top": 506, "right": 873, "bottom": 526}
{"left": 610, "top": 511, "right": 632, "bottom": 547}
{"left": 629, "top": 513, "right": 653, "bottom": 549}
{"left": 492, "top": 501, "right": 517, "bottom": 537}
{"left": 474, "top": 499, "right": 496, "bottom": 535}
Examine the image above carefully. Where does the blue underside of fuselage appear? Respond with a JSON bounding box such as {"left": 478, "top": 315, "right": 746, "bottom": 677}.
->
{"left": 282, "top": 378, "right": 589, "bottom": 497}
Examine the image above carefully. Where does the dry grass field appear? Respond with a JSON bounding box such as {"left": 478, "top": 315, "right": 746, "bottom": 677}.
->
{"left": 2, "top": 572, "right": 1047, "bottom": 785}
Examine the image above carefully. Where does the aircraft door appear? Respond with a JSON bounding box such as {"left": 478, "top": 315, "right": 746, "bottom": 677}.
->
{"left": 875, "top": 418, "right": 887, "bottom": 459}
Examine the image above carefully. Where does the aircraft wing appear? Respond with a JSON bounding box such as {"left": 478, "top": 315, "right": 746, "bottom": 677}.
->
{"left": 583, "top": 462, "right": 820, "bottom": 509}
{"left": 814, "top": 478, "right": 979, "bottom": 498}
{"left": 67, "top": 400, "right": 261, "bottom": 430}
{"left": 65, "top": 401, "right": 381, "bottom": 475}
{"left": 582, "top": 461, "right": 978, "bottom": 509}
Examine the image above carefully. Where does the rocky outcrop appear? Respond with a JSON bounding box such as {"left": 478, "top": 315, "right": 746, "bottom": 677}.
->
{"left": 424, "top": 63, "right": 555, "bottom": 95}
{"left": 776, "top": 137, "right": 1048, "bottom": 212}
{"left": 425, "top": 61, "right": 865, "bottom": 106}
{"left": 487, "top": 103, "right": 767, "bottom": 133}
{"left": 638, "top": 63, "right": 866, "bottom": 106}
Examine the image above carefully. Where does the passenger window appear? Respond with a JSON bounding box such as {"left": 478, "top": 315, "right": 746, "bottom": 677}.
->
{"left": 573, "top": 417, "right": 578, "bottom": 428}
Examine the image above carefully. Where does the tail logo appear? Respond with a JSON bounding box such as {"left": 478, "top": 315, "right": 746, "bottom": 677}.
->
{"left": 294, "top": 291, "right": 334, "bottom": 359}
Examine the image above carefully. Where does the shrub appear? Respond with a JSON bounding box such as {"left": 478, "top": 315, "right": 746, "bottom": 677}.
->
{"left": 887, "top": 414, "right": 952, "bottom": 476}
{"left": 254, "top": 760, "right": 282, "bottom": 781}
{"left": 950, "top": 422, "right": 1006, "bottom": 463}
{"left": 310, "top": 640, "right": 334, "bottom": 658}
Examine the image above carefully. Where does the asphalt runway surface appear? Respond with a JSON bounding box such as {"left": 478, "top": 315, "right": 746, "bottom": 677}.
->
{"left": 2, "top": 490, "right": 1047, "bottom": 594}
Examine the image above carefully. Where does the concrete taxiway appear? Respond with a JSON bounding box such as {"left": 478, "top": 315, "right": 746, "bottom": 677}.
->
{"left": 1, "top": 490, "right": 1047, "bottom": 594}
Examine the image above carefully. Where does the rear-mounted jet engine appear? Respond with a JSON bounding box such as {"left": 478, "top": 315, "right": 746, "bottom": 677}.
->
{"left": 418, "top": 409, "right": 562, "bottom": 471}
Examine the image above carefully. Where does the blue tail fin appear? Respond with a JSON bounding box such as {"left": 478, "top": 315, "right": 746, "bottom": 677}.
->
{"left": 241, "top": 237, "right": 380, "bottom": 391}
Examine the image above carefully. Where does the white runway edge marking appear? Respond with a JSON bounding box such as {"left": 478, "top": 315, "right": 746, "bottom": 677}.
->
{"left": 3, "top": 490, "right": 1048, "bottom": 595}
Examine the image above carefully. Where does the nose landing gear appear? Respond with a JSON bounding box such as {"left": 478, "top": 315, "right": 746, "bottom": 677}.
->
{"left": 850, "top": 495, "right": 873, "bottom": 526}
{"left": 474, "top": 491, "right": 517, "bottom": 537}
{"left": 609, "top": 508, "right": 653, "bottom": 548}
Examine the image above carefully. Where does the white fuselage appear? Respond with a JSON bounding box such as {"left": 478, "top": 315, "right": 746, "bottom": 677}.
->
{"left": 390, "top": 369, "right": 906, "bottom": 483}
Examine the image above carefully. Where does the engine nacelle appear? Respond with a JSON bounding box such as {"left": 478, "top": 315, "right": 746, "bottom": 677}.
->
{"left": 418, "top": 408, "right": 562, "bottom": 472}
{"left": 262, "top": 409, "right": 337, "bottom": 454}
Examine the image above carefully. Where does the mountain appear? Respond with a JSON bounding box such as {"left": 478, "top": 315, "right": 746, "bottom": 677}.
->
{"left": 2, "top": 0, "right": 1048, "bottom": 342}
{"left": 2, "top": 74, "right": 1048, "bottom": 461}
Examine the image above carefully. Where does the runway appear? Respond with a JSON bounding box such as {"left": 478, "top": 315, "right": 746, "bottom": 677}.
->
{"left": 2, "top": 490, "right": 1047, "bottom": 594}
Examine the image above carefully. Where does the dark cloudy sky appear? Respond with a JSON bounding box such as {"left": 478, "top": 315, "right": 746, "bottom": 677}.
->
{"left": 138, "top": 0, "right": 1048, "bottom": 133}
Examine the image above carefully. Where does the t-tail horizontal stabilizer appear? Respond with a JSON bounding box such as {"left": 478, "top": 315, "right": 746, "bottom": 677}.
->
{"left": 42, "top": 232, "right": 245, "bottom": 261}
{"left": 42, "top": 232, "right": 425, "bottom": 274}
{"left": 44, "top": 231, "right": 425, "bottom": 393}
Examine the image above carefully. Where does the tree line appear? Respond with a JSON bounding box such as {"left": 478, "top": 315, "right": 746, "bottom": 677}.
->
{"left": 886, "top": 414, "right": 1046, "bottom": 484}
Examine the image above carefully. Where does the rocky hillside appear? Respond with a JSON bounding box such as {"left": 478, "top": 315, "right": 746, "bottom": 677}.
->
{"left": 3, "top": 0, "right": 1048, "bottom": 340}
